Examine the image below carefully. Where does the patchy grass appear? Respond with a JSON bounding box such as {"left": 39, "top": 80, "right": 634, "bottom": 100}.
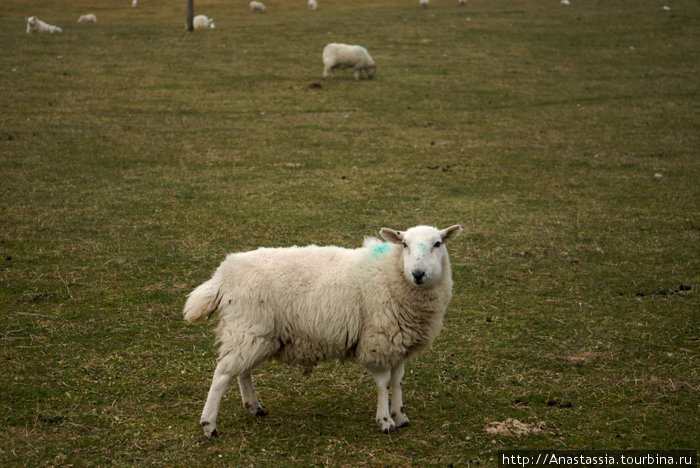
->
{"left": 1, "top": 0, "right": 698, "bottom": 465}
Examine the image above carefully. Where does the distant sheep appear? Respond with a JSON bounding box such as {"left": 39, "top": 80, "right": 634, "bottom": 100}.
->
{"left": 420, "top": 0, "right": 429, "bottom": 7}
{"left": 184, "top": 225, "right": 463, "bottom": 436}
{"left": 322, "top": 43, "right": 376, "bottom": 80}
{"left": 250, "top": 1, "right": 266, "bottom": 12}
{"left": 458, "top": 0, "right": 466, "bottom": 5}
{"left": 308, "top": 0, "right": 318, "bottom": 11}
{"left": 193, "top": 15, "right": 215, "bottom": 29}
{"left": 77, "top": 14, "right": 97, "bottom": 23}
{"left": 26, "top": 16, "right": 62, "bottom": 34}
{"left": 132, "top": 0, "right": 138, "bottom": 7}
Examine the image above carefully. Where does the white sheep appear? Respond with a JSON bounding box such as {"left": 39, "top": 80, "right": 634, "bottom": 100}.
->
{"left": 132, "top": 0, "right": 138, "bottom": 7}
{"left": 322, "top": 43, "right": 376, "bottom": 80}
{"left": 193, "top": 14, "right": 215, "bottom": 29}
{"left": 458, "top": 0, "right": 467, "bottom": 5}
{"left": 26, "top": 16, "right": 62, "bottom": 34}
{"left": 308, "top": 0, "right": 318, "bottom": 11}
{"left": 77, "top": 14, "right": 97, "bottom": 23}
{"left": 420, "top": 0, "right": 429, "bottom": 7}
{"left": 184, "top": 224, "right": 462, "bottom": 436}
{"left": 250, "top": 1, "right": 266, "bottom": 13}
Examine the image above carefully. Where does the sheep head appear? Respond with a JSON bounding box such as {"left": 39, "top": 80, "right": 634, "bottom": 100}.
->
{"left": 380, "top": 225, "right": 462, "bottom": 287}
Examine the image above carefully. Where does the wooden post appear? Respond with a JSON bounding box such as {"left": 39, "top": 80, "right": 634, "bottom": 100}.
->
{"left": 186, "top": 0, "right": 194, "bottom": 31}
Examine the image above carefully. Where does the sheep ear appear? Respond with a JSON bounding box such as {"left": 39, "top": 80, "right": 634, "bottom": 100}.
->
{"left": 440, "top": 225, "right": 463, "bottom": 243}
{"left": 380, "top": 228, "right": 404, "bottom": 244}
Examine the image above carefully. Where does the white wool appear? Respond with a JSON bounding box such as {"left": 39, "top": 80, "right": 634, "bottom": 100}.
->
{"left": 250, "top": 1, "right": 266, "bottom": 12}
{"left": 322, "top": 43, "right": 376, "bottom": 80}
{"left": 184, "top": 225, "right": 462, "bottom": 435}
{"left": 132, "top": 0, "right": 138, "bottom": 7}
{"left": 77, "top": 14, "right": 97, "bottom": 23}
{"left": 308, "top": 0, "right": 318, "bottom": 11}
{"left": 26, "top": 16, "right": 62, "bottom": 34}
{"left": 193, "top": 15, "right": 215, "bottom": 29}
{"left": 420, "top": 0, "right": 429, "bottom": 7}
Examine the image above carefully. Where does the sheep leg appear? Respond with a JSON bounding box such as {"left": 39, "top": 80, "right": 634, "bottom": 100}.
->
{"left": 238, "top": 372, "right": 266, "bottom": 416}
{"left": 200, "top": 354, "right": 236, "bottom": 437}
{"left": 199, "top": 336, "right": 276, "bottom": 437}
{"left": 370, "top": 368, "right": 396, "bottom": 433}
{"left": 390, "top": 361, "right": 410, "bottom": 428}
{"left": 323, "top": 66, "right": 332, "bottom": 79}
{"left": 354, "top": 69, "right": 360, "bottom": 80}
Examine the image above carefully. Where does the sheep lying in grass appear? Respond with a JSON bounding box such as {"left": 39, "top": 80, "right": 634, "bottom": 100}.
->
{"left": 26, "top": 16, "right": 62, "bottom": 34}
{"left": 308, "top": 0, "right": 318, "bottom": 11}
{"left": 184, "top": 225, "right": 462, "bottom": 436}
{"left": 322, "top": 43, "right": 376, "bottom": 80}
{"left": 250, "top": 1, "right": 266, "bottom": 13}
{"left": 193, "top": 15, "right": 215, "bottom": 29}
{"left": 77, "top": 14, "right": 97, "bottom": 23}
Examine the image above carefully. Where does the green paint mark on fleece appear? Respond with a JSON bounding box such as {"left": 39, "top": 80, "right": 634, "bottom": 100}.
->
{"left": 418, "top": 242, "right": 428, "bottom": 253}
{"left": 371, "top": 243, "right": 392, "bottom": 259}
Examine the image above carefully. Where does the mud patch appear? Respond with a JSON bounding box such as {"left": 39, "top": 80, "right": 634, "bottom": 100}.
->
{"left": 484, "top": 418, "right": 545, "bottom": 437}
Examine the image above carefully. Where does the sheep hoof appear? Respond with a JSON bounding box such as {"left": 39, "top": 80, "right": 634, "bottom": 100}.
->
{"left": 255, "top": 408, "right": 267, "bottom": 417}
{"left": 201, "top": 421, "right": 218, "bottom": 438}
{"left": 378, "top": 418, "right": 397, "bottom": 434}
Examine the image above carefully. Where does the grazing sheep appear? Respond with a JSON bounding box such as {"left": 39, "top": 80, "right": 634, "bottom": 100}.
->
{"left": 77, "top": 14, "right": 97, "bottom": 23}
{"left": 26, "top": 16, "right": 62, "bottom": 34}
{"left": 250, "top": 1, "right": 266, "bottom": 12}
{"left": 308, "top": 0, "right": 318, "bottom": 11}
{"left": 193, "top": 14, "right": 215, "bottom": 29}
{"left": 322, "top": 43, "right": 376, "bottom": 80}
{"left": 420, "top": 0, "right": 429, "bottom": 7}
{"left": 132, "top": 0, "right": 138, "bottom": 7}
{"left": 459, "top": 0, "right": 467, "bottom": 5}
{"left": 184, "top": 224, "right": 462, "bottom": 436}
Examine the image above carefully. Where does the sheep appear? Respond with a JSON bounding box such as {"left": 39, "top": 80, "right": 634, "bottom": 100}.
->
{"left": 458, "top": 0, "right": 467, "bottom": 5}
{"left": 420, "top": 0, "right": 429, "bottom": 7}
{"left": 184, "top": 224, "right": 463, "bottom": 436}
{"left": 322, "top": 43, "right": 376, "bottom": 80}
{"left": 250, "top": 1, "right": 266, "bottom": 13}
{"left": 132, "top": 0, "right": 138, "bottom": 7}
{"left": 26, "top": 16, "right": 62, "bottom": 34}
{"left": 77, "top": 14, "right": 97, "bottom": 23}
{"left": 193, "top": 14, "right": 215, "bottom": 29}
{"left": 308, "top": 0, "right": 318, "bottom": 11}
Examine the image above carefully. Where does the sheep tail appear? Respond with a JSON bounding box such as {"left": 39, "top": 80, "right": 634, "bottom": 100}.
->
{"left": 183, "top": 278, "right": 224, "bottom": 323}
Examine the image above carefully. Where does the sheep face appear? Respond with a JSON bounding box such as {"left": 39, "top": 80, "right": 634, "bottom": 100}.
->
{"left": 366, "top": 65, "right": 376, "bottom": 79}
{"left": 381, "top": 225, "right": 462, "bottom": 287}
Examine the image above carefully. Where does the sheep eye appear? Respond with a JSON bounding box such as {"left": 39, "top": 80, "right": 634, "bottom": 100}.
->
{"left": 433, "top": 241, "right": 442, "bottom": 248}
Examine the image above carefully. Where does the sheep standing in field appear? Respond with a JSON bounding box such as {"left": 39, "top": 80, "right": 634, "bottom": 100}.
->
{"left": 420, "top": 0, "right": 429, "bottom": 7}
{"left": 193, "top": 14, "right": 215, "bottom": 29}
{"left": 459, "top": 0, "right": 467, "bottom": 5}
{"left": 184, "top": 224, "right": 463, "bottom": 436}
{"left": 250, "top": 1, "right": 266, "bottom": 13}
{"left": 322, "top": 43, "right": 376, "bottom": 80}
{"left": 26, "top": 16, "right": 62, "bottom": 34}
{"left": 308, "top": 0, "right": 318, "bottom": 11}
{"left": 77, "top": 14, "right": 97, "bottom": 23}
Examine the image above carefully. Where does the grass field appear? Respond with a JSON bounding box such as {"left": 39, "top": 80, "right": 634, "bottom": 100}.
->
{"left": 1, "top": 0, "right": 698, "bottom": 465}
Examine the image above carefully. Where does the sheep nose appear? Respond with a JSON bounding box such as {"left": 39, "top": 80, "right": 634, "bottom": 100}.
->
{"left": 412, "top": 270, "right": 426, "bottom": 284}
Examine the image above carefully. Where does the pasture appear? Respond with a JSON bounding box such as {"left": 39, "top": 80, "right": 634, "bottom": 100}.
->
{"left": 1, "top": 0, "right": 698, "bottom": 465}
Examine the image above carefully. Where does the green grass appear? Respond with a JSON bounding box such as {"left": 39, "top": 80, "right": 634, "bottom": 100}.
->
{"left": 1, "top": 0, "right": 698, "bottom": 465}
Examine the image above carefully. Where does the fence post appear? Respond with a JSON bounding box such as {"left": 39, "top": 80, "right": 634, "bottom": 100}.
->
{"left": 186, "top": 0, "right": 194, "bottom": 31}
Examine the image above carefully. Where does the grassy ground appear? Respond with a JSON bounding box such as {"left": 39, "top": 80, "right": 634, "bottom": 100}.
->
{"left": 1, "top": 0, "right": 698, "bottom": 465}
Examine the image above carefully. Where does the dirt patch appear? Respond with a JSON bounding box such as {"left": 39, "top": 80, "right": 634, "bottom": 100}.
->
{"left": 564, "top": 350, "right": 603, "bottom": 365}
{"left": 483, "top": 418, "right": 546, "bottom": 437}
